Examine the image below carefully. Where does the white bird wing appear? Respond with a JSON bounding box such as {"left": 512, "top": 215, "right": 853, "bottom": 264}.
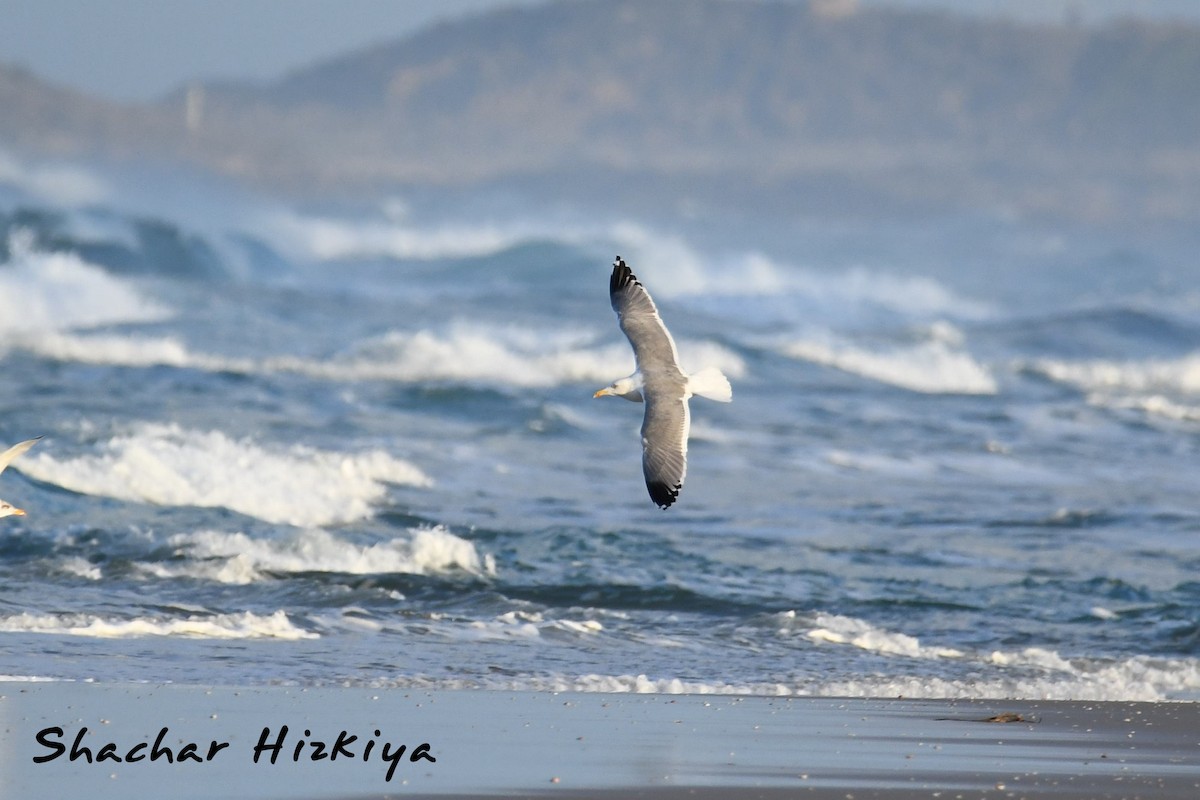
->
{"left": 610, "top": 258, "right": 691, "bottom": 509}
{"left": 641, "top": 394, "right": 689, "bottom": 509}
{"left": 0, "top": 437, "right": 40, "bottom": 478}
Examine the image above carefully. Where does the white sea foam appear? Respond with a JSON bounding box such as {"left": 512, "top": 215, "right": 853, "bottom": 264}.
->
{"left": 142, "top": 526, "right": 494, "bottom": 585}
{"left": 57, "top": 557, "right": 102, "bottom": 581}
{"left": 1032, "top": 354, "right": 1200, "bottom": 395}
{"left": 264, "top": 210, "right": 986, "bottom": 329}
{"left": 261, "top": 205, "right": 643, "bottom": 264}
{"left": 802, "top": 653, "right": 1200, "bottom": 701}
{"left": 784, "top": 325, "right": 997, "bottom": 394}
{"left": 462, "top": 618, "right": 543, "bottom": 641}
{"left": 0, "top": 610, "right": 315, "bottom": 640}
{"left": 325, "top": 326, "right": 745, "bottom": 387}
{"left": 1030, "top": 355, "right": 1200, "bottom": 424}
{"left": 16, "top": 332, "right": 225, "bottom": 368}
{"left": 802, "top": 612, "right": 966, "bottom": 660}
{"left": 442, "top": 610, "right": 604, "bottom": 643}
{"left": 772, "top": 611, "right": 1200, "bottom": 701}
{"left": 1095, "top": 394, "right": 1200, "bottom": 422}
{"left": 15, "top": 325, "right": 746, "bottom": 389}
{"left": 615, "top": 226, "right": 984, "bottom": 315}
{"left": 19, "top": 423, "right": 431, "bottom": 527}
{"left": 360, "top": 654, "right": 1200, "bottom": 700}
{"left": 300, "top": 326, "right": 635, "bottom": 387}
{"left": 261, "top": 210, "right": 539, "bottom": 261}
{"left": 323, "top": 608, "right": 1200, "bottom": 700}
{"left": 523, "top": 673, "right": 795, "bottom": 695}
{"left": 554, "top": 619, "right": 605, "bottom": 635}
{"left": 0, "top": 235, "right": 170, "bottom": 335}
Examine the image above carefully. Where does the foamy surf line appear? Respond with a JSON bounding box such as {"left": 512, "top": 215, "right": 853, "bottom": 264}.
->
{"left": 3, "top": 685, "right": 1198, "bottom": 800}
{"left": 778, "top": 610, "right": 1200, "bottom": 702}
{"left": 352, "top": 656, "right": 1199, "bottom": 702}
{"left": 0, "top": 610, "right": 314, "bottom": 640}
{"left": 372, "top": 610, "right": 1195, "bottom": 702}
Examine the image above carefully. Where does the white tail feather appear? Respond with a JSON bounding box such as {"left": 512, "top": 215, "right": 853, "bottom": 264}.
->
{"left": 687, "top": 367, "right": 732, "bottom": 402}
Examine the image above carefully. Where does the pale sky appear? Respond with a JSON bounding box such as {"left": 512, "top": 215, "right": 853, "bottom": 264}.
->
{"left": 0, "top": 0, "right": 1196, "bottom": 104}
{"left": 0, "top": 0, "right": 550, "bottom": 102}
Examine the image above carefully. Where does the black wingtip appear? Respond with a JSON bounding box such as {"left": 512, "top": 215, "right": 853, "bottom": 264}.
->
{"left": 646, "top": 480, "right": 681, "bottom": 509}
{"left": 610, "top": 256, "right": 637, "bottom": 295}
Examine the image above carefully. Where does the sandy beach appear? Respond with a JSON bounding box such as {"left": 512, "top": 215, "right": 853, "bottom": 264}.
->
{"left": 2, "top": 682, "right": 1196, "bottom": 799}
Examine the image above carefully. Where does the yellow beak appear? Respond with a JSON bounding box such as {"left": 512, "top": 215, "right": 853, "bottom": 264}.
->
{"left": 593, "top": 388, "right": 610, "bottom": 398}
{"left": 11, "top": 508, "right": 25, "bottom": 516}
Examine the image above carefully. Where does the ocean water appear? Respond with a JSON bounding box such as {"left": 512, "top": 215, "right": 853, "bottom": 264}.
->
{"left": 1, "top": 161, "right": 1199, "bottom": 701}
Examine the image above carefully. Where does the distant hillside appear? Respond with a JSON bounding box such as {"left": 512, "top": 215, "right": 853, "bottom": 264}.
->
{"left": 0, "top": 65, "right": 172, "bottom": 157}
{"left": 3, "top": 0, "right": 1199, "bottom": 225}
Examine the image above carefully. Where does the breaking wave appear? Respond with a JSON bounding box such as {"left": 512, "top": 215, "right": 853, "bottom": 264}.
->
{"left": 356, "top": 610, "right": 1200, "bottom": 701}
{"left": 13, "top": 326, "right": 746, "bottom": 388}
{"left": 1031, "top": 353, "right": 1200, "bottom": 395}
{"left": 1029, "top": 353, "right": 1200, "bottom": 424}
{"left": 261, "top": 209, "right": 542, "bottom": 261}
{"left": 0, "top": 234, "right": 170, "bottom": 335}
{"left": 783, "top": 323, "right": 997, "bottom": 394}
{"left": 352, "top": 657, "right": 1200, "bottom": 701}
{"left": 0, "top": 610, "right": 315, "bottom": 640}
{"left": 19, "top": 423, "right": 431, "bottom": 527}
{"left": 141, "top": 526, "right": 494, "bottom": 585}
{"left": 265, "top": 209, "right": 987, "bottom": 329}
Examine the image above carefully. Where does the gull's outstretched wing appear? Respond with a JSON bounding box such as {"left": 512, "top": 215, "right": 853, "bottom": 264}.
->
{"left": 0, "top": 437, "right": 40, "bottom": 477}
{"left": 609, "top": 257, "right": 683, "bottom": 378}
{"left": 641, "top": 394, "right": 689, "bottom": 509}
{"left": 608, "top": 257, "right": 693, "bottom": 509}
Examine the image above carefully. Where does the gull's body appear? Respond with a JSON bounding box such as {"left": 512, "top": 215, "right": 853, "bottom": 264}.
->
{"left": 595, "top": 257, "right": 731, "bottom": 509}
{"left": 0, "top": 437, "right": 39, "bottom": 518}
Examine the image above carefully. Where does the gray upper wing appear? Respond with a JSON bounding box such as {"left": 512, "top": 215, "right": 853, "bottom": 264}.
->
{"left": 609, "top": 257, "right": 683, "bottom": 378}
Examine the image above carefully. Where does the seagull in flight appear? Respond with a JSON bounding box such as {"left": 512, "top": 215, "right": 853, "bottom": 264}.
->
{"left": 0, "top": 437, "right": 40, "bottom": 519}
{"left": 594, "top": 257, "right": 731, "bottom": 509}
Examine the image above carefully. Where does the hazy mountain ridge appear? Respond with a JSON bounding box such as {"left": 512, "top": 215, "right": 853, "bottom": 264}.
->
{"left": 2, "top": 0, "right": 1198, "bottom": 225}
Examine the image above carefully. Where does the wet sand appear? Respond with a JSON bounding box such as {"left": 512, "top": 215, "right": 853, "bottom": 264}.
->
{"left": 2, "top": 682, "right": 1197, "bottom": 798}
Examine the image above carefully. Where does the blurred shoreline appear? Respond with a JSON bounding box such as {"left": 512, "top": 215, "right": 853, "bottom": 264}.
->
{"left": 5, "top": 683, "right": 1198, "bottom": 799}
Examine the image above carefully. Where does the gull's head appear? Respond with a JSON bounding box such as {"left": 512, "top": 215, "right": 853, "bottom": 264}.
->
{"left": 0, "top": 500, "right": 26, "bottom": 519}
{"left": 594, "top": 375, "right": 644, "bottom": 402}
